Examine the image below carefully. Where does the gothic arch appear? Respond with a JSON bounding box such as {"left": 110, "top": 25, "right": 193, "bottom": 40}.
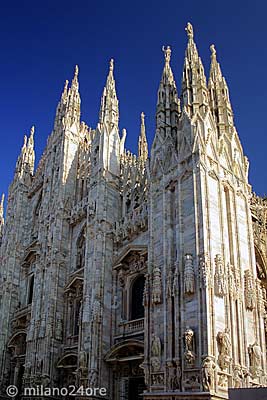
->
{"left": 56, "top": 352, "right": 78, "bottom": 368}
{"left": 104, "top": 339, "right": 144, "bottom": 363}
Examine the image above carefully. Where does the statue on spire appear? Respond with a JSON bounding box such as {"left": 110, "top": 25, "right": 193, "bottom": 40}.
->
{"left": 185, "top": 22, "right": 194, "bottom": 39}
{"left": 141, "top": 111, "right": 145, "bottom": 127}
{"left": 162, "top": 46, "right": 171, "bottom": 64}
{"left": 210, "top": 44, "right": 217, "bottom": 59}
{"left": 109, "top": 59, "right": 114, "bottom": 72}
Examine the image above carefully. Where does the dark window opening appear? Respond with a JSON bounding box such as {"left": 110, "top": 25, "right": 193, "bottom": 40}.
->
{"left": 28, "top": 275, "right": 34, "bottom": 304}
{"left": 131, "top": 275, "right": 145, "bottom": 320}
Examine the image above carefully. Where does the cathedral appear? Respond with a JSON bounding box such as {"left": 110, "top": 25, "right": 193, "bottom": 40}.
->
{"left": 1, "top": 22, "right": 267, "bottom": 400}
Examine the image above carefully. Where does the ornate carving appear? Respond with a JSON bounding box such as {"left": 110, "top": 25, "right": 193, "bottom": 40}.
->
{"left": 248, "top": 342, "right": 262, "bottom": 378}
{"left": 233, "top": 365, "right": 244, "bottom": 388}
{"left": 143, "top": 274, "right": 150, "bottom": 307}
{"left": 184, "top": 254, "right": 195, "bottom": 295}
{"left": 152, "top": 266, "right": 162, "bottom": 304}
{"left": 151, "top": 373, "right": 164, "bottom": 385}
{"left": 199, "top": 253, "right": 210, "bottom": 288}
{"left": 214, "top": 254, "right": 227, "bottom": 297}
{"left": 184, "top": 327, "right": 196, "bottom": 367}
{"left": 216, "top": 329, "right": 231, "bottom": 370}
{"left": 202, "top": 357, "right": 216, "bottom": 391}
{"left": 244, "top": 270, "right": 255, "bottom": 310}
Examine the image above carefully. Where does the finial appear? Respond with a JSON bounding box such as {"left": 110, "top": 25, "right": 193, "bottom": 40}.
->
{"left": 185, "top": 22, "right": 194, "bottom": 39}
{"left": 30, "top": 126, "right": 35, "bottom": 137}
{"left": 162, "top": 46, "right": 171, "bottom": 64}
{"left": 23, "top": 135, "right": 27, "bottom": 148}
{"left": 64, "top": 79, "right": 69, "bottom": 91}
{"left": 210, "top": 44, "right": 217, "bottom": 59}
{"left": 141, "top": 112, "right": 145, "bottom": 125}
{"left": 0, "top": 193, "right": 4, "bottom": 208}
{"left": 74, "top": 65, "right": 79, "bottom": 77}
{"left": 109, "top": 59, "right": 114, "bottom": 72}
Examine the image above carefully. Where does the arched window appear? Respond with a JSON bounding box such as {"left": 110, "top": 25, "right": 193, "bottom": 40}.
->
{"left": 130, "top": 275, "right": 145, "bottom": 320}
{"left": 76, "top": 229, "right": 86, "bottom": 269}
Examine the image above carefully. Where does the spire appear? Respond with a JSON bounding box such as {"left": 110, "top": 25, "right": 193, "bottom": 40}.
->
{"left": 138, "top": 112, "right": 148, "bottom": 162}
{"left": 99, "top": 59, "right": 119, "bottom": 130}
{"left": 26, "top": 126, "right": 35, "bottom": 174}
{"left": 208, "top": 44, "right": 234, "bottom": 136}
{"left": 157, "top": 46, "right": 180, "bottom": 109}
{"left": 0, "top": 194, "right": 4, "bottom": 220}
{"left": 54, "top": 65, "right": 81, "bottom": 130}
{"left": 181, "top": 22, "right": 209, "bottom": 117}
{"left": 15, "top": 127, "right": 35, "bottom": 176}
{"left": 0, "top": 193, "right": 4, "bottom": 241}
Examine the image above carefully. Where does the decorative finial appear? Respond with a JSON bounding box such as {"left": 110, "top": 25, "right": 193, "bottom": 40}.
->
{"left": 210, "top": 44, "right": 217, "bottom": 59}
{"left": 185, "top": 22, "right": 194, "bottom": 39}
{"left": 30, "top": 126, "right": 35, "bottom": 137}
{"left": 162, "top": 46, "right": 171, "bottom": 64}
{"left": 0, "top": 193, "right": 4, "bottom": 208}
{"left": 23, "top": 135, "right": 27, "bottom": 148}
{"left": 64, "top": 79, "right": 69, "bottom": 91}
{"left": 74, "top": 65, "right": 79, "bottom": 77}
{"left": 141, "top": 112, "right": 145, "bottom": 125}
{"left": 109, "top": 59, "right": 114, "bottom": 72}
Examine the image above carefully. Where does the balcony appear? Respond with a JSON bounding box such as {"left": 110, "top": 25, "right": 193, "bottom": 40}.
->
{"left": 116, "top": 318, "right": 144, "bottom": 338}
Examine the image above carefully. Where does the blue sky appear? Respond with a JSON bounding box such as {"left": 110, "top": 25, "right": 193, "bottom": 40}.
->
{"left": 0, "top": 0, "right": 266, "bottom": 204}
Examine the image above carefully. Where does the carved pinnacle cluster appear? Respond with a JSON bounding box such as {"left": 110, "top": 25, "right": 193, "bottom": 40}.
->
{"left": 55, "top": 65, "right": 81, "bottom": 130}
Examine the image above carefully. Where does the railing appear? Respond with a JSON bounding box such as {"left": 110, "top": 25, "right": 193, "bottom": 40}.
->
{"left": 117, "top": 318, "right": 144, "bottom": 336}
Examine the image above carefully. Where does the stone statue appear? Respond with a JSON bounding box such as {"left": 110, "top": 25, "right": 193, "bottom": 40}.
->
{"left": 185, "top": 22, "right": 194, "bottom": 39}
{"left": 151, "top": 335, "right": 161, "bottom": 372}
{"left": 152, "top": 266, "right": 162, "bottom": 304}
{"left": 151, "top": 335, "right": 161, "bottom": 357}
{"left": 79, "top": 350, "right": 87, "bottom": 370}
{"left": 88, "top": 369, "right": 98, "bottom": 386}
{"left": 184, "top": 327, "right": 196, "bottom": 366}
{"left": 244, "top": 270, "right": 255, "bottom": 310}
{"left": 214, "top": 254, "right": 227, "bottom": 297}
{"left": 248, "top": 342, "right": 262, "bottom": 376}
{"left": 216, "top": 329, "right": 231, "bottom": 370}
{"left": 202, "top": 357, "right": 216, "bottom": 391}
{"left": 233, "top": 365, "right": 243, "bottom": 388}
{"left": 166, "top": 360, "right": 178, "bottom": 390}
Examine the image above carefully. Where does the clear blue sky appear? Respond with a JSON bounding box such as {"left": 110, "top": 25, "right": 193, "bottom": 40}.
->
{"left": 1, "top": 0, "right": 266, "bottom": 204}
